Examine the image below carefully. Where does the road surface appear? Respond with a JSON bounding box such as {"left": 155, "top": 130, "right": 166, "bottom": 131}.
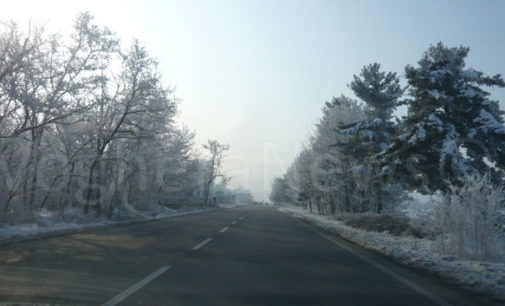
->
{"left": 0, "top": 205, "right": 491, "bottom": 305}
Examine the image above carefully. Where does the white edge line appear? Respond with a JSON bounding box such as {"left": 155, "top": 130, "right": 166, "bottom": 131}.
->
{"left": 231, "top": 220, "right": 237, "bottom": 225}
{"left": 102, "top": 265, "right": 171, "bottom": 306}
{"left": 192, "top": 238, "right": 212, "bottom": 250}
{"left": 298, "top": 222, "right": 450, "bottom": 306}
{"left": 219, "top": 226, "right": 229, "bottom": 233}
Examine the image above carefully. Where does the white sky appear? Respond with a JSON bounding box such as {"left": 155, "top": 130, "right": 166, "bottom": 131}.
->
{"left": 3, "top": 0, "right": 505, "bottom": 201}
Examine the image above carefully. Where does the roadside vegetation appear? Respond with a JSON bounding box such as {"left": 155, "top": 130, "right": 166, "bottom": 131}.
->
{"left": 0, "top": 13, "right": 253, "bottom": 228}
{"left": 271, "top": 42, "right": 505, "bottom": 261}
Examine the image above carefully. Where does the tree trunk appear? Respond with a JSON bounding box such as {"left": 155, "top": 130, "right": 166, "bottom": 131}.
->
{"left": 66, "top": 162, "right": 75, "bottom": 209}
{"left": 3, "top": 193, "right": 16, "bottom": 216}
{"left": 377, "top": 187, "right": 383, "bottom": 214}
{"left": 26, "top": 129, "right": 44, "bottom": 212}
{"left": 344, "top": 186, "right": 351, "bottom": 213}
{"left": 203, "top": 180, "right": 211, "bottom": 206}
{"left": 83, "top": 158, "right": 98, "bottom": 215}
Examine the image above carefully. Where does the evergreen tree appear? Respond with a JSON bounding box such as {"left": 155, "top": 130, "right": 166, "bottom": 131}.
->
{"left": 269, "top": 176, "right": 292, "bottom": 204}
{"left": 382, "top": 42, "right": 505, "bottom": 193}
{"left": 340, "top": 63, "right": 403, "bottom": 213}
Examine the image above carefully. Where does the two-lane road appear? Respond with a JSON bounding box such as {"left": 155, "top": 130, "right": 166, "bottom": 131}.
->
{"left": 0, "top": 205, "right": 489, "bottom": 305}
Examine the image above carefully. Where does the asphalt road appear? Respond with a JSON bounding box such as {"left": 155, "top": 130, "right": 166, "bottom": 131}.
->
{"left": 0, "top": 205, "right": 492, "bottom": 305}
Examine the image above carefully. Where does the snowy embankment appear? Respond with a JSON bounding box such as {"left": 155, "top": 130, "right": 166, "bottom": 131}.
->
{"left": 0, "top": 206, "right": 222, "bottom": 246}
{"left": 279, "top": 206, "right": 505, "bottom": 302}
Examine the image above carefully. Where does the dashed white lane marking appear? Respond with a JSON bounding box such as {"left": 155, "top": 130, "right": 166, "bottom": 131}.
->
{"left": 102, "top": 265, "right": 171, "bottom": 306}
{"left": 300, "top": 222, "right": 449, "bottom": 306}
{"left": 192, "top": 238, "right": 212, "bottom": 250}
{"left": 220, "top": 226, "right": 229, "bottom": 233}
{"left": 231, "top": 220, "right": 238, "bottom": 225}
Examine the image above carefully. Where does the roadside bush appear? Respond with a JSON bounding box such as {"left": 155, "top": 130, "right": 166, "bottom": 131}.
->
{"left": 435, "top": 175, "right": 505, "bottom": 260}
{"left": 335, "top": 213, "right": 427, "bottom": 238}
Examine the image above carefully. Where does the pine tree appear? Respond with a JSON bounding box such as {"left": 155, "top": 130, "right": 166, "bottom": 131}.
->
{"left": 382, "top": 42, "right": 505, "bottom": 193}
{"left": 340, "top": 63, "right": 403, "bottom": 213}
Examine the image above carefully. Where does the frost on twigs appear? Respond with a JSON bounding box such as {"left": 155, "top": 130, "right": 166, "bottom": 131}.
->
{"left": 435, "top": 174, "right": 505, "bottom": 260}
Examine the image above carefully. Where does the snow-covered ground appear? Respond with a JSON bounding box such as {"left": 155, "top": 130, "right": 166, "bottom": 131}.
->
{"left": 0, "top": 205, "right": 223, "bottom": 246}
{"left": 279, "top": 206, "right": 505, "bottom": 302}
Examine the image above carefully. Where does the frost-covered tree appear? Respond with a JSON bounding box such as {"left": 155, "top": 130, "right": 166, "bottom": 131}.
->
{"left": 202, "top": 140, "right": 230, "bottom": 206}
{"left": 212, "top": 183, "right": 254, "bottom": 205}
{"left": 382, "top": 42, "right": 505, "bottom": 193}
{"left": 0, "top": 22, "right": 44, "bottom": 138}
{"left": 0, "top": 13, "right": 235, "bottom": 222}
{"left": 0, "top": 13, "right": 118, "bottom": 212}
{"left": 435, "top": 174, "right": 505, "bottom": 259}
{"left": 284, "top": 146, "right": 318, "bottom": 211}
{"left": 82, "top": 38, "right": 177, "bottom": 215}
{"left": 281, "top": 95, "right": 367, "bottom": 214}
{"left": 269, "top": 176, "right": 291, "bottom": 205}
{"left": 313, "top": 95, "right": 365, "bottom": 213}
{"left": 340, "top": 63, "right": 404, "bottom": 213}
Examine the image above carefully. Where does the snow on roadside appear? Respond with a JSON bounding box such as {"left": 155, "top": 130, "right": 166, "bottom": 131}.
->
{"left": 0, "top": 207, "right": 220, "bottom": 246}
{"left": 279, "top": 206, "right": 505, "bottom": 302}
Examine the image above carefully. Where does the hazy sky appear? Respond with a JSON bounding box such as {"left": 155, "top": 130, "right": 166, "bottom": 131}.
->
{"left": 3, "top": 0, "right": 505, "bottom": 200}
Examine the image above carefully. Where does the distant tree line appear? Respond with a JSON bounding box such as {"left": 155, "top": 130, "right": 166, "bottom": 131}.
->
{"left": 271, "top": 42, "right": 505, "bottom": 215}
